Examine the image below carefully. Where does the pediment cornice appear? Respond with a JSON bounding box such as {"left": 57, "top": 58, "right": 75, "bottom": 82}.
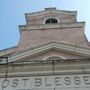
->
{"left": 25, "top": 8, "right": 77, "bottom": 18}
{"left": 8, "top": 41, "right": 90, "bottom": 62}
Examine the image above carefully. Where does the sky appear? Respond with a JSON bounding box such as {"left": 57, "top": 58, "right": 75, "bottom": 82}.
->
{"left": 0, "top": 0, "right": 90, "bottom": 50}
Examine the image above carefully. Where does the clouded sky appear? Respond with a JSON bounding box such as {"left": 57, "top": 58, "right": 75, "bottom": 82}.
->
{"left": 0, "top": 0, "right": 90, "bottom": 50}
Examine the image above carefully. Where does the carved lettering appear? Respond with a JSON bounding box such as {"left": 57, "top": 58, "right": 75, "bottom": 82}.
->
{"left": 2, "top": 79, "right": 9, "bottom": 89}
{"left": 55, "top": 77, "right": 62, "bottom": 86}
{"left": 12, "top": 79, "right": 19, "bottom": 88}
{"left": 22, "top": 78, "right": 29, "bottom": 87}
{"left": 45, "top": 77, "right": 52, "bottom": 86}
{"left": 35, "top": 78, "right": 42, "bottom": 87}
{"left": 64, "top": 77, "right": 71, "bottom": 85}
{"left": 83, "top": 76, "right": 90, "bottom": 85}
{"left": 74, "top": 76, "right": 81, "bottom": 85}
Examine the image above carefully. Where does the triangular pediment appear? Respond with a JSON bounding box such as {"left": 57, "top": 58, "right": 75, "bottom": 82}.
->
{"left": 8, "top": 41, "right": 90, "bottom": 62}
{"left": 25, "top": 7, "right": 77, "bottom": 18}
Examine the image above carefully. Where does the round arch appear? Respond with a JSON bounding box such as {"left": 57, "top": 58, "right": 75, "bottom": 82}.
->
{"left": 43, "top": 17, "right": 60, "bottom": 24}
{"left": 43, "top": 55, "right": 65, "bottom": 61}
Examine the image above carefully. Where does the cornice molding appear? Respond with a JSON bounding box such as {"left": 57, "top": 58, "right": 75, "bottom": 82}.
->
{"left": 8, "top": 41, "right": 90, "bottom": 62}
{"left": 0, "top": 46, "right": 17, "bottom": 57}
{"left": 0, "top": 60, "right": 90, "bottom": 77}
{"left": 25, "top": 9, "right": 77, "bottom": 18}
{"left": 19, "top": 22, "right": 85, "bottom": 32}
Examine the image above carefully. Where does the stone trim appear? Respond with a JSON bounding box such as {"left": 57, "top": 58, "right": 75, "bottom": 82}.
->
{"left": 19, "top": 22, "right": 85, "bottom": 32}
{"left": 25, "top": 9, "right": 77, "bottom": 18}
{"left": 43, "top": 55, "right": 65, "bottom": 60}
{"left": 8, "top": 41, "right": 90, "bottom": 62}
{"left": 0, "top": 59, "right": 90, "bottom": 77}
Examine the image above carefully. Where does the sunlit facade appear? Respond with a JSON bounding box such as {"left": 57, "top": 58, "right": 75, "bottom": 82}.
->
{"left": 0, "top": 7, "right": 90, "bottom": 90}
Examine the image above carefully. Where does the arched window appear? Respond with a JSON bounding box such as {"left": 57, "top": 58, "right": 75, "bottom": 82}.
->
{"left": 45, "top": 18, "right": 58, "bottom": 24}
{"left": 44, "top": 55, "right": 64, "bottom": 61}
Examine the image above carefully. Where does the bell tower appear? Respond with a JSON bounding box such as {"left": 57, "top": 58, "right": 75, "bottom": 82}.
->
{"left": 18, "top": 7, "right": 88, "bottom": 51}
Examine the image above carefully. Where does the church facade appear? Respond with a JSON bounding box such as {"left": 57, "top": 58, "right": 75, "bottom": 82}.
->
{"left": 0, "top": 7, "right": 90, "bottom": 90}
